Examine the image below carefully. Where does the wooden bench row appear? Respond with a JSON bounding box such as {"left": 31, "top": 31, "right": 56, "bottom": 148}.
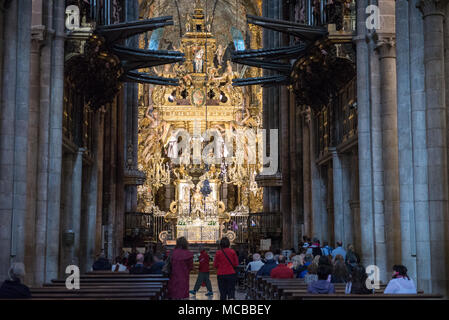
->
{"left": 244, "top": 272, "right": 443, "bottom": 300}
{"left": 29, "top": 274, "right": 169, "bottom": 300}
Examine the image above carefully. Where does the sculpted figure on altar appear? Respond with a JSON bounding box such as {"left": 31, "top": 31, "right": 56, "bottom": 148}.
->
{"left": 191, "top": 184, "right": 205, "bottom": 219}
{"left": 194, "top": 47, "right": 205, "bottom": 73}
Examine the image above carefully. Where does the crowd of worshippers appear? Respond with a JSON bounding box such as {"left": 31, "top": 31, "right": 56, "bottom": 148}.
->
{"left": 92, "top": 249, "right": 166, "bottom": 275}
{"left": 0, "top": 236, "right": 417, "bottom": 299}
{"left": 244, "top": 237, "right": 417, "bottom": 295}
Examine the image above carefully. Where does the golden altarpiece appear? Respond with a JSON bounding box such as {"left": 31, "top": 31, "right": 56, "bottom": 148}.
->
{"left": 137, "top": 4, "right": 264, "bottom": 245}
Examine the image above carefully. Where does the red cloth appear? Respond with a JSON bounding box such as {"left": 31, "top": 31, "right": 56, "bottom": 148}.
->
{"left": 270, "top": 264, "right": 294, "bottom": 279}
{"left": 199, "top": 250, "right": 210, "bottom": 273}
{"left": 167, "top": 248, "right": 193, "bottom": 299}
{"left": 213, "top": 248, "right": 239, "bottom": 275}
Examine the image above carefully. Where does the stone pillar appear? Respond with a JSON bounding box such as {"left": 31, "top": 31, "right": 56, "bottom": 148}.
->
{"left": 60, "top": 153, "right": 74, "bottom": 273}
{"left": 355, "top": 0, "right": 375, "bottom": 269}
{"left": 330, "top": 148, "right": 344, "bottom": 244}
{"left": 289, "top": 90, "right": 299, "bottom": 249}
{"left": 0, "top": 0, "right": 32, "bottom": 280}
{"left": 309, "top": 115, "right": 326, "bottom": 241}
{"left": 25, "top": 23, "right": 45, "bottom": 285}
{"left": 302, "top": 107, "right": 312, "bottom": 238}
{"left": 34, "top": 0, "right": 54, "bottom": 286}
{"left": 45, "top": 0, "right": 65, "bottom": 281}
{"left": 95, "top": 109, "right": 105, "bottom": 257}
{"left": 72, "top": 148, "right": 85, "bottom": 266}
{"left": 355, "top": 0, "right": 387, "bottom": 282}
{"left": 418, "top": 0, "right": 449, "bottom": 295}
{"left": 280, "top": 84, "right": 291, "bottom": 248}
{"left": 376, "top": 37, "right": 401, "bottom": 269}
{"left": 395, "top": 0, "right": 425, "bottom": 291}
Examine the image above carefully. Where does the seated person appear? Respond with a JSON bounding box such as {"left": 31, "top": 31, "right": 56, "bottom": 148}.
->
{"left": 297, "top": 253, "right": 313, "bottom": 278}
{"left": 0, "top": 263, "right": 31, "bottom": 299}
{"left": 270, "top": 255, "right": 294, "bottom": 279}
{"left": 129, "top": 253, "right": 151, "bottom": 274}
{"left": 92, "top": 253, "right": 112, "bottom": 271}
{"left": 256, "top": 252, "right": 277, "bottom": 277}
{"left": 307, "top": 264, "right": 335, "bottom": 294}
{"left": 245, "top": 253, "right": 264, "bottom": 273}
{"left": 345, "top": 265, "right": 371, "bottom": 294}
{"left": 111, "top": 256, "right": 128, "bottom": 272}
{"left": 384, "top": 265, "right": 417, "bottom": 294}
{"left": 149, "top": 253, "right": 165, "bottom": 274}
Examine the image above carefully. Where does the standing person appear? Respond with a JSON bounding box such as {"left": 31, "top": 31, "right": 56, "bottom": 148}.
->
{"left": 345, "top": 244, "right": 360, "bottom": 272}
{"left": 167, "top": 237, "right": 194, "bottom": 299}
{"left": 331, "top": 241, "right": 346, "bottom": 260}
{"left": 384, "top": 265, "right": 417, "bottom": 294}
{"left": 0, "top": 263, "right": 31, "bottom": 299}
{"left": 190, "top": 246, "right": 213, "bottom": 297}
{"left": 214, "top": 237, "right": 239, "bottom": 300}
{"left": 321, "top": 241, "right": 333, "bottom": 257}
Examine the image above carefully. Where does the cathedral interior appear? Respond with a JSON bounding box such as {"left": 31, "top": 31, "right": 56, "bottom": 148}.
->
{"left": 1, "top": 0, "right": 449, "bottom": 299}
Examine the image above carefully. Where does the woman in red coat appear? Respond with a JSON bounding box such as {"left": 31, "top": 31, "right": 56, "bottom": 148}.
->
{"left": 214, "top": 237, "right": 239, "bottom": 300}
{"left": 167, "top": 237, "right": 193, "bottom": 299}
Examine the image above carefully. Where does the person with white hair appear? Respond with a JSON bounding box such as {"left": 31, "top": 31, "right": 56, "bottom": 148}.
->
{"left": 256, "top": 252, "right": 277, "bottom": 277}
{"left": 0, "top": 262, "right": 31, "bottom": 299}
{"left": 245, "top": 253, "right": 264, "bottom": 272}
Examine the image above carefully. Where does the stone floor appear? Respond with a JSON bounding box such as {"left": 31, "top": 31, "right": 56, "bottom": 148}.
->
{"left": 188, "top": 274, "right": 247, "bottom": 300}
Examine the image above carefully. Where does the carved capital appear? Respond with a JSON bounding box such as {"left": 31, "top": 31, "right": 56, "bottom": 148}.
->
{"left": 31, "top": 25, "right": 46, "bottom": 51}
{"left": 417, "top": 0, "right": 447, "bottom": 18}
{"left": 375, "top": 37, "right": 396, "bottom": 59}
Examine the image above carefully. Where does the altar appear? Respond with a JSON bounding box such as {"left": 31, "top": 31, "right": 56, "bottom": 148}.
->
{"left": 176, "top": 218, "right": 220, "bottom": 243}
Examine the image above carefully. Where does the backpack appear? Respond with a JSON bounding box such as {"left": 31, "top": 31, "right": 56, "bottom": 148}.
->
{"left": 312, "top": 246, "right": 322, "bottom": 257}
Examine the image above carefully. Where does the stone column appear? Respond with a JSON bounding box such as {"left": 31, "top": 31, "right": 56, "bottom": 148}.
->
{"left": 376, "top": 37, "right": 401, "bottom": 269}
{"left": 280, "top": 85, "right": 291, "bottom": 248}
{"left": 72, "top": 148, "right": 85, "bottom": 266}
{"left": 310, "top": 115, "right": 326, "bottom": 241}
{"left": 418, "top": 0, "right": 449, "bottom": 295}
{"left": 45, "top": 0, "right": 65, "bottom": 281}
{"left": 341, "top": 152, "right": 354, "bottom": 247}
{"left": 355, "top": 0, "right": 375, "bottom": 269}
{"left": 60, "top": 153, "right": 74, "bottom": 273}
{"left": 330, "top": 148, "right": 344, "bottom": 244}
{"left": 0, "top": 0, "right": 32, "bottom": 280}
{"left": 34, "top": 0, "right": 54, "bottom": 286}
{"left": 95, "top": 109, "right": 105, "bottom": 257}
{"left": 289, "top": 90, "right": 299, "bottom": 249}
{"left": 302, "top": 107, "right": 312, "bottom": 238}
{"left": 25, "top": 24, "right": 44, "bottom": 285}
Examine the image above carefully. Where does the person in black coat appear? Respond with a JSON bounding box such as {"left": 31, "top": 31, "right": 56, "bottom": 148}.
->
{"left": 256, "top": 252, "right": 277, "bottom": 277}
{"left": 92, "top": 253, "right": 112, "bottom": 271}
{"left": 0, "top": 263, "right": 31, "bottom": 299}
{"left": 129, "top": 253, "right": 151, "bottom": 274}
{"left": 149, "top": 253, "right": 165, "bottom": 274}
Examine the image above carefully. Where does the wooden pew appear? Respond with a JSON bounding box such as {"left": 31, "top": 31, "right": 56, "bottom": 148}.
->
{"left": 288, "top": 293, "right": 443, "bottom": 300}
{"left": 30, "top": 274, "right": 169, "bottom": 300}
